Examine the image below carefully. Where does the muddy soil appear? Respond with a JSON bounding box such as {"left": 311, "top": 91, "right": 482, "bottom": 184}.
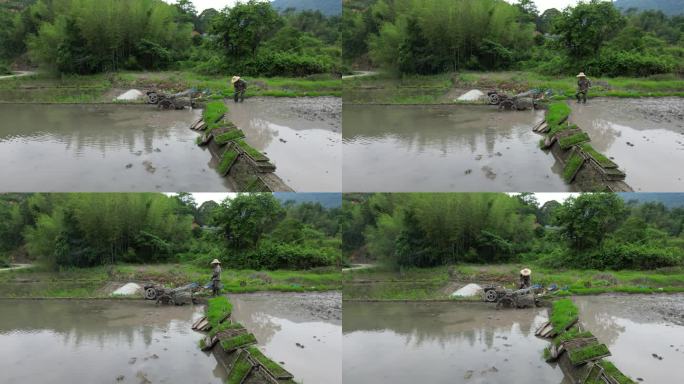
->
{"left": 227, "top": 97, "right": 341, "bottom": 191}
{"left": 343, "top": 301, "right": 564, "bottom": 384}
{"left": 342, "top": 104, "right": 569, "bottom": 192}
{"left": 573, "top": 294, "right": 684, "bottom": 383}
{"left": 0, "top": 104, "right": 235, "bottom": 191}
{"left": 568, "top": 97, "right": 684, "bottom": 191}
{"left": 0, "top": 299, "right": 225, "bottom": 384}
{"left": 228, "top": 292, "right": 341, "bottom": 384}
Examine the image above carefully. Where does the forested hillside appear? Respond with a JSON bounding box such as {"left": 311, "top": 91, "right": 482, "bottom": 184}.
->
{"left": 615, "top": 0, "right": 684, "bottom": 15}
{"left": 272, "top": 0, "right": 341, "bottom": 16}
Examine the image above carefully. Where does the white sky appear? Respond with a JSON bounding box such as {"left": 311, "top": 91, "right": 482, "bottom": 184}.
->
{"left": 509, "top": 192, "right": 578, "bottom": 205}
{"left": 165, "top": 193, "right": 235, "bottom": 205}
{"left": 505, "top": 0, "right": 584, "bottom": 12}
{"left": 163, "top": 0, "right": 238, "bottom": 12}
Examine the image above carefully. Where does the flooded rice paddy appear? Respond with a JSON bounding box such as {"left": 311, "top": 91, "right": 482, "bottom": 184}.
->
{"left": 569, "top": 97, "right": 684, "bottom": 191}
{"left": 227, "top": 97, "right": 342, "bottom": 192}
{"left": 343, "top": 294, "right": 684, "bottom": 383}
{"left": 0, "top": 299, "right": 225, "bottom": 384}
{"left": 343, "top": 301, "right": 563, "bottom": 384}
{"left": 342, "top": 105, "right": 568, "bottom": 192}
{"left": 574, "top": 294, "right": 684, "bottom": 383}
{"left": 229, "top": 292, "right": 342, "bottom": 384}
{"left": 0, "top": 104, "right": 233, "bottom": 192}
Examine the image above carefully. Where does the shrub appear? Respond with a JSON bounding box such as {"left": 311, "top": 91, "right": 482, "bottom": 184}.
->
{"left": 225, "top": 243, "right": 338, "bottom": 270}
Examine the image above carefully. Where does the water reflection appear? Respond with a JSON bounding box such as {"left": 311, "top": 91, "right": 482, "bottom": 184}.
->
{"left": 343, "top": 105, "right": 568, "bottom": 192}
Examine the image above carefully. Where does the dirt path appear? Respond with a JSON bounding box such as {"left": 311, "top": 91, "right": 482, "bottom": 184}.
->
{"left": 0, "top": 263, "right": 33, "bottom": 272}
{"left": 342, "top": 71, "right": 377, "bottom": 80}
{"left": 342, "top": 263, "right": 376, "bottom": 272}
{"left": 0, "top": 71, "right": 36, "bottom": 80}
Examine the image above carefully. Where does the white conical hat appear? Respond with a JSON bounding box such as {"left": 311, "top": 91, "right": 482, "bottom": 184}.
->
{"left": 231, "top": 76, "right": 240, "bottom": 84}
{"left": 210, "top": 259, "right": 221, "bottom": 265}
{"left": 576, "top": 72, "right": 586, "bottom": 77}
{"left": 520, "top": 268, "right": 531, "bottom": 276}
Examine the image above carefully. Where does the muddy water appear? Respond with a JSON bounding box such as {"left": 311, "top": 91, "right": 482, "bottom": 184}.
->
{"left": 343, "top": 301, "right": 564, "bottom": 384}
{"left": 569, "top": 98, "right": 684, "bottom": 191}
{"left": 0, "top": 299, "right": 226, "bottom": 384}
{"left": 229, "top": 292, "right": 342, "bottom": 384}
{"left": 227, "top": 97, "right": 342, "bottom": 191}
{"left": 0, "top": 104, "right": 234, "bottom": 192}
{"left": 574, "top": 294, "right": 684, "bottom": 383}
{"left": 343, "top": 105, "right": 569, "bottom": 192}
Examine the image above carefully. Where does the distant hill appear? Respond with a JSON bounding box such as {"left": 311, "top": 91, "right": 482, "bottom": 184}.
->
{"left": 274, "top": 193, "right": 341, "bottom": 208}
{"left": 0, "top": 0, "right": 35, "bottom": 12}
{"left": 614, "top": 0, "right": 684, "bottom": 15}
{"left": 618, "top": 193, "right": 684, "bottom": 208}
{"left": 271, "top": 0, "right": 341, "bottom": 16}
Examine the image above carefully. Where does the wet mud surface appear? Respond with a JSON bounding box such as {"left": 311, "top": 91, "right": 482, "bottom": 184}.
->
{"left": 0, "top": 104, "right": 234, "bottom": 192}
{"left": 343, "top": 301, "right": 563, "bottom": 384}
{"left": 0, "top": 299, "right": 225, "bottom": 384}
{"left": 227, "top": 97, "right": 341, "bottom": 192}
{"left": 568, "top": 98, "right": 684, "bottom": 191}
{"left": 343, "top": 105, "right": 569, "bottom": 192}
{"left": 574, "top": 294, "right": 684, "bottom": 383}
{"left": 228, "top": 292, "right": 341, "bottom": 384}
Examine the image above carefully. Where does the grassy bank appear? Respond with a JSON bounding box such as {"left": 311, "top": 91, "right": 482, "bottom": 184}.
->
{"left": 0, "top": 71, "right": 341, "bottom": 103}
{"left": 0, "top": 263, "right": 341, "bottom": 299}
{"left": 343, "top": 263, "right": 684, "bottom": 300}
{"left": 343, "top": 71, "right": 684, "bottom": 104}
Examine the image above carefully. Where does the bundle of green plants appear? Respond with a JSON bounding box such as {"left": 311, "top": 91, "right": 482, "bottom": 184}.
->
{"left": 559, "top": 132, "right": 590, "bottom": 150}
{"left": 220, "top": 333, "right": 257, "bottom": 351}
{"left": 235, "top": 139, "right": 268, "bottom": 162}
{"left": 218, "top": 149, "right": 239, "bottom": 175}
{"left": 207, "top": 296, "right": 232, "bottom": 327}
{"left": 208, "top": 321, "right": 245, "bottom": 339}
{"left": 553, "top": 326, "right": 594, "bottom": 347}
{"left": 563, "top": 153, "right": 584, "bottom": 183}
{"left": 215, "top": 130, "right": 245, "bottom": 145}
{"left": 550, "top": 298, "right": 579, "bottom": 334}
{"left": 580, "top": 143, "right": 617, "bottom": 169}
{"left": 595, "top": 361, "right": 636, "bottom": 384}
{"left": 568, "top": 343, "right": 610, "bottom": 365}
{"left": 203, "top": 102, "right": 227, "bottom": 125}
{"left": 226, "top": 352, "right": 253, "bottom": 384}
{"left": 247, "top": 346, "right": 291, "bottom": 378}
{"left": 546, "top": 102, "right": 571, "bottom": 127}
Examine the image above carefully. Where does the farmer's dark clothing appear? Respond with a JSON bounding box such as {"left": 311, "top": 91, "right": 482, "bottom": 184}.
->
{"left": 576, "top": 78, "right": 591, "bottom": 104}
{"left": 233, "top": 79, "right": 247, "bottom": 103}
{"left": 519, "top": 274, "right": 531, "bottom": 289}
{"left": 211, "top": 265, "right": 222, "bottom": 296}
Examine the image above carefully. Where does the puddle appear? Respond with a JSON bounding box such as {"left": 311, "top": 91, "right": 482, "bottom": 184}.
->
{"left": 0, "top": 299, "right": 225, "bottom": 384}
{"left": 227, "top": 97, "right": 342, "bottom": 191}
{"left": 229, "top": 291, "right": 342, "bottom": 384}
{"left": 568, "top": 98, "right": 684, "bottom": 191}
{"left": 0, "top": 104, "right": 234, "bottom": 192}
{"left": 574, "top": 294, "right": 684, "bottom": 383}
{"left": 343, "top": 301, "right": 563, "bottom": 384}
{"left": 342, "top": 105, "right": 569, "bottom": 192}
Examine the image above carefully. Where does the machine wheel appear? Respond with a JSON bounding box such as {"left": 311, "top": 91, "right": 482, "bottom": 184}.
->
{"left": 147, "top": 92, "right": 159, "bottom": 104}
{"left": 144, "top": 287, "right": 157, "bottom": 300}
{"left": 488, "top": 93, "right": 500, "bottom": 105}
{"left": 485, "top": 290, "right": 498, "bottom": 302}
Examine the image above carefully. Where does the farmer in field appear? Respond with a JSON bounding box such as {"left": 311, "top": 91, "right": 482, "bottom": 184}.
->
{"left": 210, "top": 259, "right": 222, "bottom": 296}
{"left": 231, "top": 76, "right": 247, "bottom": 103}
{"left": 575, "top": 72, "right": 591, "bottom": 104}
{"left": 519, "top": 268, "right": 532, "bottom": 289}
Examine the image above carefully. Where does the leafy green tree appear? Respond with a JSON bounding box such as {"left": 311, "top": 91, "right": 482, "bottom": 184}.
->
{"left": 210, "top": 0, "right": 282, "bottom": 58}
{"left": 213, "top": 193, "right": 285, "bottom": 250}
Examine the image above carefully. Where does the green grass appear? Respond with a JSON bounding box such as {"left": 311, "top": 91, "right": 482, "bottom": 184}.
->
{"left": 218, "top": 149, "right": 239, "bottom": 175}
{"left": 220, "top": 333, "right": 257, "bottom": 352}
{"left": 547, "top": 123, "right": 576, "bottom": 138}
{"left": 580, "top": 143, "right": 616, "bottom": 169}
{"left": 206, "top": 296, "right": 232, "bottom": 328}
{"left": 215, "top": 130, "right": 245, "bottom": 145}
{"left": 546, "top": 102, "right": 571, "bottom": 127}
{"left": 563, "top": 153, "right": 584, "bottom": 183}
{"left": 247, "top": 346, "right": 290, "bottom": 378}
{"left": 235, "top": 139, "right": 268, "bottom": 162}
{"left": 559, "top": 132, "right": 590, "bottom": 150}
{"left": 550, "top": 299, "right": 579, "bottom": 334}
{"left": 567, "top": 343, "right": 610, "bottom": 365}
{"left": 203, "top": 101, "right": 227, "bottom": 124}
{"left": 226, "top": 352, "right": 253, "bottom": 384}
{"left": 597, "top": 361, "right": 636, "bottom": 384}
{"left": 552, "top": 326, "right": 594, "bottom": 347}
